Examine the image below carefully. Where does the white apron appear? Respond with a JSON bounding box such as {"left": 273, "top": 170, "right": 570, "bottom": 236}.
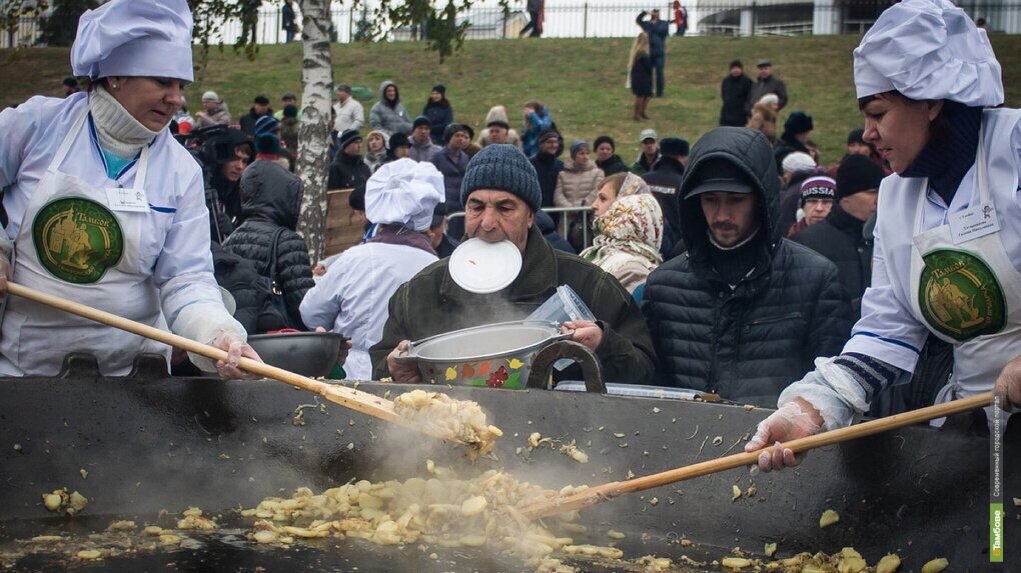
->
{"left": 0, "top": 110, "right": 170, "bottom": 376}
{"left": 907, "top": 119, "right": 1021, "bottom": 425}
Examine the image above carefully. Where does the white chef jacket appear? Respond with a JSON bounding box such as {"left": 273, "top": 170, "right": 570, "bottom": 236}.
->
{"left": 0, "top": 93, "right": 243, "bottom": 375}
{"left": 843, "top": 109, "right": 1021, "bottom": 372}
{"left": 299, "top": 242, "right": 437, "bottom": 380}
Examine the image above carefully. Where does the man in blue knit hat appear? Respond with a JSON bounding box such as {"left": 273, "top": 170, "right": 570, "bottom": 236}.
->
{"left": 370, "top": 144, "right": 657, "bottom": 384}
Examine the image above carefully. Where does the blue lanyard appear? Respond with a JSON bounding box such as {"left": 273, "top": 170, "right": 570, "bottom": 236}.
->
{"left": 87, "top": 112, "right": 141, "bottom": 183}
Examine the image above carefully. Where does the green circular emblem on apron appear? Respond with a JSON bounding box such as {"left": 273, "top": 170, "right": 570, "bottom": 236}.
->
{"left": 31, "top": 197, "right": 124, "bottom": 284}
{"left": 918, "top": 249, "right": 1006, "bottom": 341}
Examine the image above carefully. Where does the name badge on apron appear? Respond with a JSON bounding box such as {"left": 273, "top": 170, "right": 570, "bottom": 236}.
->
{"left": 105, "top": 187, "right": 149, "bottom": 213}
{"left": 948, "top": 201, "right": 1000, "bottom": 244}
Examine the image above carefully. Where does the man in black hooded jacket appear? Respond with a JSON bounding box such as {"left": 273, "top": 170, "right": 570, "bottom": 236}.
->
{"left": 642, "top": 127, "right": 850, "bottom": 407}
{"left": 223, "top": 146, "right": 315, "bottom": 329}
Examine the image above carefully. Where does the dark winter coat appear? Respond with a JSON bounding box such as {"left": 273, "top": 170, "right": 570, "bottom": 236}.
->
{"left": 641, "top": 127, "right": 851, "bottom": 407}
{"left": 429, "top": 147, "right": 469, "bottom": 208}
{"left": 282, "top": 2, "right": 297, "bottom": 32}
{"left": 777, "top": 169, "right": 817, "bottom": 237}
{"left": 239, "top": 107, "right": 274, "bottom": 137}
{"left": 535, "top": 209, "right": 576, "bottom": 254}
{"left": 630, "top": 54, "right": 654, "bottom": 98}
{"left": 596, "top": 154, "right": 629, "bottom": 176}
{"left": 223, "top": 159, "right": 315, "bottom": 328}
{"left": 210, "top": 169, "right": 244, "bottom": 228}
{"left": 530, "top": 151, "right": 564, "bottom": 208}
{"left": 370, "top": 225, "right": 657, "bottom": 383}
{"left": 211, "top": 242, "right": 286, "bottom": 335}
{"left": 790, "top": 204, "right": 873, "bottom": 318}
{"left": 328, "top": 151, "right": 373, "bottom": 191}
{"left": 423, "top": 100, "right": 454, "bottom": 145}
{"left": 630, "top": 152, "right": 659, "bottom": 176}
{"left": 642, "top": 156, "right": 685, "bottom": 257}
{"left": 746, "top": 75, "right": 788, "bottom": 112}
{"left": 636, "top": 12, "right": 669, "bottom": 56}
{"left": 720, "top": 74, "right": 753, "bottom": 127}
{"left": 773, "top": 134, "right": 810, "bottom": 173}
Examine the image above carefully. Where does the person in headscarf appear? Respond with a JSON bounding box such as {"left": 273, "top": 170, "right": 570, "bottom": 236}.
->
{"left": 748, "top": 0, "right": 1021, "bottom": 473}
{"left": 299, "top": 159, "right": 445, "bottom": 380}
{"left": 580, "top": 193, "right": 663, "bottom": 293}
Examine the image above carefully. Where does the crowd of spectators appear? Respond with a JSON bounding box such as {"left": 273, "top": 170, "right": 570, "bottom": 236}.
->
{"left": 174, "top": 52, "right": 924, "bottom": 414}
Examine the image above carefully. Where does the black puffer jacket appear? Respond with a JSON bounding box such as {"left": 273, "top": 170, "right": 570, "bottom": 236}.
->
{"left": 211, "top": 242, "right": 286, "bottom": 334}
{"left": 642, "top": 127, "right": 850, "bottom": 407}
{"left": 790, "top": 203, "right": 873, "bottom": 318}
{"left": 328, "top": 152, "right": 372, "bottom": 191}
{"left": 223, "top": 159, "right": 314, "bottom": 328}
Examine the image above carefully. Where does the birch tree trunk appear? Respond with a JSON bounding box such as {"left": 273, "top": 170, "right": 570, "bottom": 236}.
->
{"left": 296, "top": 0, "right": 333, "bottom": 264}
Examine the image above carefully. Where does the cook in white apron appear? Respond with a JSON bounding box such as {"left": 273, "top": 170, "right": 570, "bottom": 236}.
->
{"left": 907, "top": 121, "right": 1021, "bottom": 425}
{"left": 0, "top": 109, "right": 170, "bottom": 376}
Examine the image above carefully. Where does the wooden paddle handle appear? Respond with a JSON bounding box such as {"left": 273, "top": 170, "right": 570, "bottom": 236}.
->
{"left": 6, "top": 282, "right": 403, "bottom": 425}
{"left": 521, "top": 391, "right": 993, "bottom": 519}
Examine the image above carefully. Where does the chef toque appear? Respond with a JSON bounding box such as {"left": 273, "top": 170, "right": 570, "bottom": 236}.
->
{"left": 71, "top": 0, "right": 194, "bottom": 82}
{"left": 365, "top": 158, "right": 446, "bottom": 232}
{"left": 853, "top": 0, "right": 1002, "bottom": 107}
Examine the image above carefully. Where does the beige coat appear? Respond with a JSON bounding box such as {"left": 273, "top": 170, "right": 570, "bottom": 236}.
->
{"left": 554, "top": 160, "right": 605, "bottom": 208}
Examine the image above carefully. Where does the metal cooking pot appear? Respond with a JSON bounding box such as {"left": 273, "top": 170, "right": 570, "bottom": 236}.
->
{"left": 403, "top": 321, "right": 570, "bottom": 389}
{"left": 247, "top": 331, "right": 345, "bottom": 377}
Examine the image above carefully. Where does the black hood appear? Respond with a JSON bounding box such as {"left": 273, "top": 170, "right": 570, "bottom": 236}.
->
{"left": 239, "top": 160, "right": 304, "bottom": 230}
{"left": 678, "top": 127, "right": 781, "bottom": 255}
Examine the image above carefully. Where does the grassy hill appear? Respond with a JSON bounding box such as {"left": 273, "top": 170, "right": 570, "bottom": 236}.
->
{"left": 3, "top": 34, "right": 1021, "bottom": 164}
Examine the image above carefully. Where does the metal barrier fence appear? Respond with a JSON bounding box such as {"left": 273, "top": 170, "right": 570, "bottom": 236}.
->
{"left": 4, "top": 1, "right": 1019, "bottom": 48}
{"left": 447, "top": 205, "right": 594, "bottom": 248}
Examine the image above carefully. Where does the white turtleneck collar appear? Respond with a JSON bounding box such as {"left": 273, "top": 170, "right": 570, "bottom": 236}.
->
{"left": 88, "top": 85, "right": 161, "bottom": 160}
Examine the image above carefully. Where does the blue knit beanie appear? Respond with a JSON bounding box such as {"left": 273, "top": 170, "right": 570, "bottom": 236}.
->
{"left": 569, "top": 139, "right": 589, "bottom": 159}
{"left": 254, "top": 115, "right": 279, "bottom": 136}
{"left": 460, "top": 144, "right": 542, "bottom": 212}
{"left": 255, "top": 133, "right": 280, "bottom": 155}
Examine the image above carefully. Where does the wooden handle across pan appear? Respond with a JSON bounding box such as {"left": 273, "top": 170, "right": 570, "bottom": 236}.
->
{"left": 520, "top": 391, "right": 993, "bottom": 519}
{"left": 6, "top": 281, "right": 460, "bottom": 443}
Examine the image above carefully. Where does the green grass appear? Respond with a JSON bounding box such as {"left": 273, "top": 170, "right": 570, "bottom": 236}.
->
{"left": 3, "top": 34, "right": 1021, "bottom": 164}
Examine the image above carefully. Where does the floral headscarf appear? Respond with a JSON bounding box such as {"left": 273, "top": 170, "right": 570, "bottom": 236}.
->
{"left": 617, "top": 172, "right": 650, "bottom": 199}
{"left": 580, "top": 194, "right": 663, "bottom": 274}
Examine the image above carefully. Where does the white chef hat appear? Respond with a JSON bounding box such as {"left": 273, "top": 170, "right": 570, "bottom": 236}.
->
{"left": 71, "top": 0, "right": 194, "bottom": 81}
{"left": 853, "top": 0, "right": 1002, "bottom": 107}
{"left": 365, "top": 158, "right": 446, "bottom": 232}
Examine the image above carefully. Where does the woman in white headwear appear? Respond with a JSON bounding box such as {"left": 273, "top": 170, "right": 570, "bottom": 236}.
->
{"left": 745, "top": 0, "right": 1021, "bottom": 471}
{"left": 0, "top": 0, "right": 259, "bottom": 378}
{"left": 298, "top": 159, "right": 445, "bottom": 380}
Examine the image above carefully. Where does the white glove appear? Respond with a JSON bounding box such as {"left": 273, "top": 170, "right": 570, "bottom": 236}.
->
{"left": 210, "top": 329, "right": 262, "bottom": 380}
{"left": 0, "top": 255, "right": 10, "bottom": 297}
{"left": 744, "top": 399, "right": 824, "bottom": 473}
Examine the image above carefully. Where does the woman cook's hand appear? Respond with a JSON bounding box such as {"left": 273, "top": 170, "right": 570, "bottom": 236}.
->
{"left": 0, "top": 255, "right": 10, "bottom": 297}
{"left": 743, "top": 398, "right": 824, "bottom": 472}
{"left": 562, "top": 320, "right": 603, "bottom": 353}
{"left": 210, "top": 330, "right": 263, "bottom": 380}
{"left": 993, "top": 354, "right": 1021, "bottom": 411}
{"left": 387, "top": 340, "right": 421, "bottom": 383}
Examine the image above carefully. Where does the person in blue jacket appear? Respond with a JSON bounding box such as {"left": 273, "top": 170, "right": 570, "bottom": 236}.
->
{"left": 636, "top": 8, "right": 669, "bottom": 98}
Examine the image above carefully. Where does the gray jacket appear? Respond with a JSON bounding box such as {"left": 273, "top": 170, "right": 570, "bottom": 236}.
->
{"left": 369, "top": 80, "right": 412, "bottom": 137}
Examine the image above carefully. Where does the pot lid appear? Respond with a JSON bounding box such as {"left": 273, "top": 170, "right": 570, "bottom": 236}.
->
{"left": 448, "top": 238, "right": 522, "bottom": 294}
